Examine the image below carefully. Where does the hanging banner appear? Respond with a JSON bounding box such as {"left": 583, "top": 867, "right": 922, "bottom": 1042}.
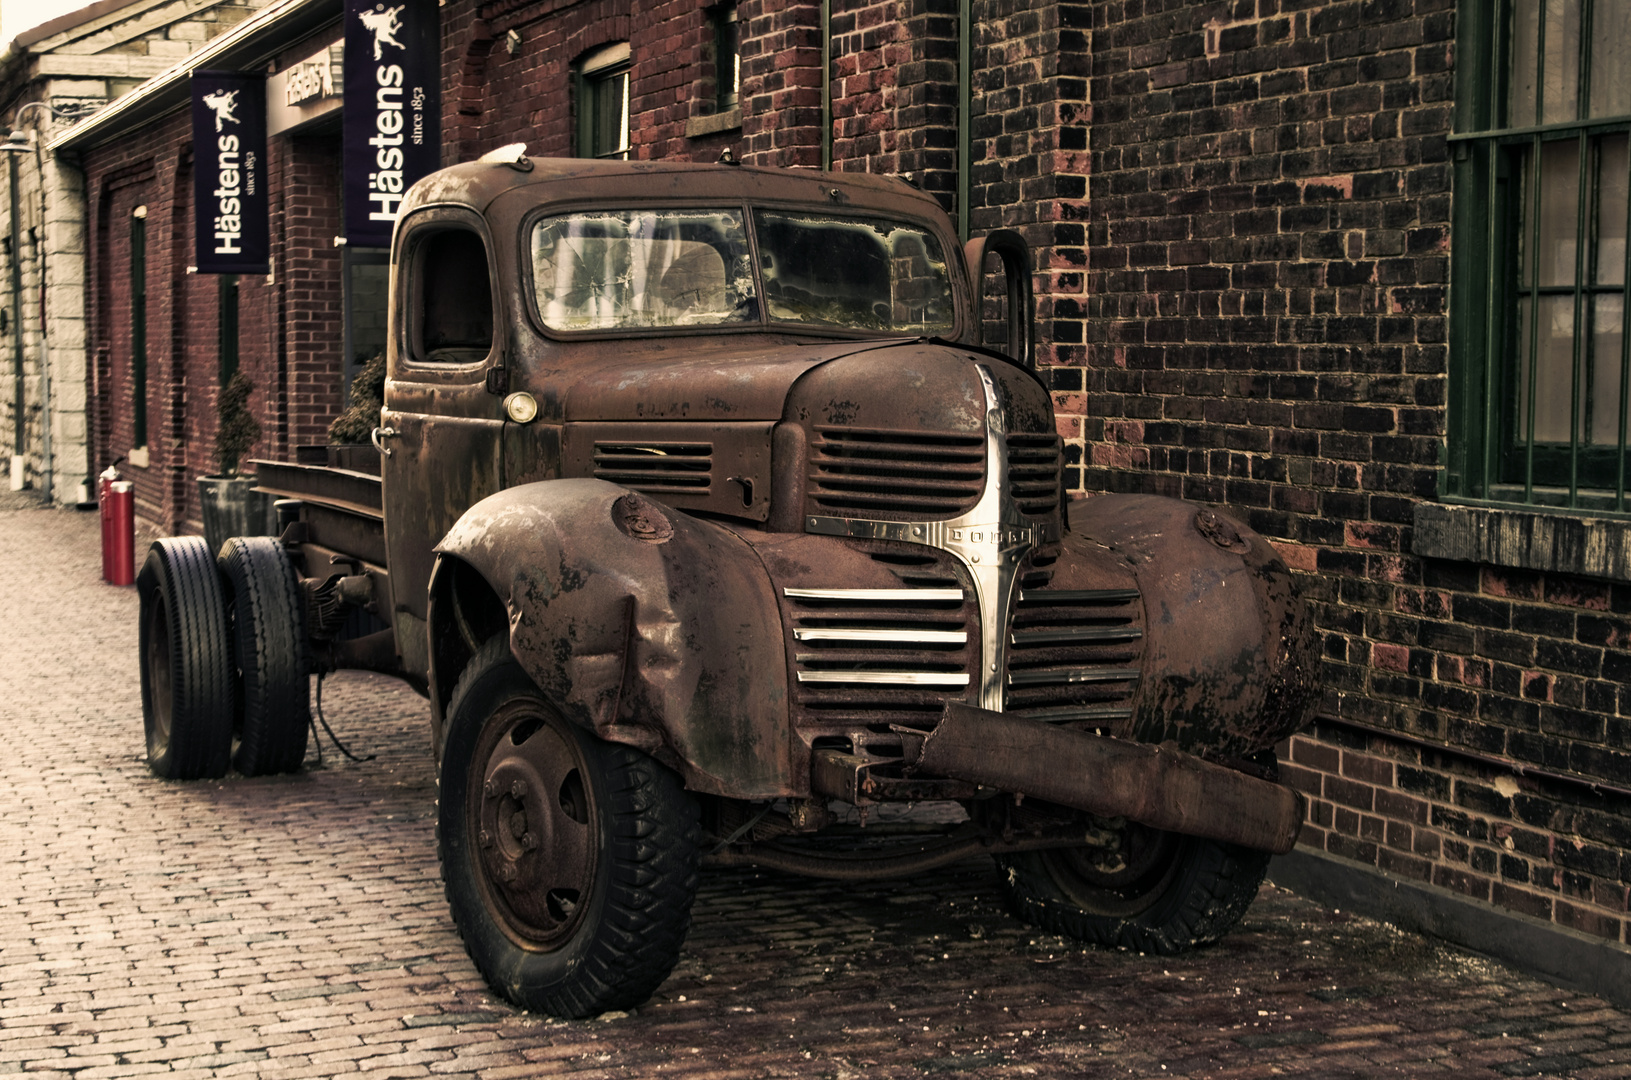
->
{"left": 191, "top": 71, "right": 270, "bottom": 274}
{"left": 344, "top": 0, "right": 440, "bottom": 248}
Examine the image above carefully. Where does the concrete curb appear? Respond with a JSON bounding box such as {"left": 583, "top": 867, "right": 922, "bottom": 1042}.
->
{"left": 1269, "top": 846, "right": 1631, "bottom": 1010}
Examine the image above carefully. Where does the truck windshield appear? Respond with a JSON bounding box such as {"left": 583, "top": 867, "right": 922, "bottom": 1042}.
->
{"left": 529, "top": 208, "right": 956, "bottom": 334}
{"left": 753, "top": 211, "right": 954, "bottom": 334}
{"left": 532, "top": 210, "right": 757, "bottom": 331}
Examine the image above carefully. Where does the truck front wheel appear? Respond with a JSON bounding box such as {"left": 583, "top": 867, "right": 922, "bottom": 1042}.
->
{"left": 437, "top": 637, "right": 700, "bottom": 1018}
{"left": 996, "top": 823, "right": 1271, "bottom": 955}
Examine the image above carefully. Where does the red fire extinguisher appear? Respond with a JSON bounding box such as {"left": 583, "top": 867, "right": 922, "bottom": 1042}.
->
{"left": 99, "top": 463, "right": 135, "bottom": 586}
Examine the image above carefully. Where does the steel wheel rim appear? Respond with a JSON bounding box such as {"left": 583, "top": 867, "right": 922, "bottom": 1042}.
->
{"left": 467, "top": 697, "right": 599, "bottom": 950}
{"left": 145, "top": 595, "right": 174, "bottom": 757}
{"left": 1039, "top": 823, "right": 1185, "bottom": 918}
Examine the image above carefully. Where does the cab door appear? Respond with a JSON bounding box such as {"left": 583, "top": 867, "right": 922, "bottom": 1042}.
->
{"left": 380, "top": 208, "right": 506, "bottom": 680}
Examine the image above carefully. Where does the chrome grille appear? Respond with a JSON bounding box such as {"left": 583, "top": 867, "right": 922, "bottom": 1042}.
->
{"left": 1006, "top": 432, "right": 1062, "bottom": 515}
{"left": 592, "top": 442, "right": 711, "bottom": 494}
{"left": 809, "top": 426, "right": 985, "bottom": 517}
{"left": 786, "top": 564, "right": 976, "bottom": 729}
{"left": 1004, "top": 586, "right": 1143, "bottom": 728}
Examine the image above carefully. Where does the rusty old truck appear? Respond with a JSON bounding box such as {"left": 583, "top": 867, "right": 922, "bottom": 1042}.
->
{"left": 136, "top": 150, "right": 1318, "bottom": 1018}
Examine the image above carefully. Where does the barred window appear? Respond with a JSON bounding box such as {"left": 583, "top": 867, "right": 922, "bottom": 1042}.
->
{"left": 1450, "top": 0, "right": 1631, "bottom": 512}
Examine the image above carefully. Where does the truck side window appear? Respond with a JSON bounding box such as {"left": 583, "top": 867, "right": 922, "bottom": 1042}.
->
{"left": 415, "top": 227, "right": 494, "bottom": 363}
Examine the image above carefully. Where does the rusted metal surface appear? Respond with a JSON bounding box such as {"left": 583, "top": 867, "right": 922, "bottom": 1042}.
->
{"left": 252, "top": 459, "right": 383, "bottom": 515}
{"left": 706, "top": 822, "right": 1107, "bottom": 881}
{"left": 914, "top": 703, "right": 1305, "bottom": 854}
{"left": 434, "top": 479, "right": 793, "bottom": 799}
{"left": 1069, "top": 494, "right": 1320, "bottom": 760}
{"left": 288, "top": 153, "right": 1317, "bottom": 853}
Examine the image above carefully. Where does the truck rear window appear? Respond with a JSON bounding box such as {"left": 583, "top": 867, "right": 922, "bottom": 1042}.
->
{"left": 529, "top": 208, "right": 956, "bottom": 335}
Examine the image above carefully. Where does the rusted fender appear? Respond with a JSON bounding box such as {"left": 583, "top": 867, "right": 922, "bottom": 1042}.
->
{"left": 917, "top": 703, "right": 1305, "bottom": 854}
{"left": 435, "top": 478, "right": 794, "bottom": 799}
{"left": 1070, "top": 495, "right": 1320, "bottom": 759}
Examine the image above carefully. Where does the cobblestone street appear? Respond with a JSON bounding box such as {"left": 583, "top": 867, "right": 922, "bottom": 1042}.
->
{"left": 3, "top": 496, "right": 1631, "bottom": 1079}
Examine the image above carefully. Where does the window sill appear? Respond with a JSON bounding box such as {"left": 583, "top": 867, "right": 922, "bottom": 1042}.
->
{"left": 1412, "top": 501, "right": 1631, "bottom": 584}
{"left": 127, "top": 446, "right": 149, "bottom": 469}
{"left": 684, "top": 107, "right": 741, "bottom": 139}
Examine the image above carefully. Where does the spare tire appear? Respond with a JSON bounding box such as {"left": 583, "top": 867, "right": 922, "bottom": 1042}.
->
{"left": 219, "top": 536, "right": 310, "bottom": 775}
{"left": 137, "top": 537, "right": 234, "bottom": 779}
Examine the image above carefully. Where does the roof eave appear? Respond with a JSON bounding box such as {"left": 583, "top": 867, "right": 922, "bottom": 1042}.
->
{"left": 47, "top": 0, "right": 340, "bottom": 156}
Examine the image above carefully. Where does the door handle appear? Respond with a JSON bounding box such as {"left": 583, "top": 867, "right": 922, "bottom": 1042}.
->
{"left": 371, "top": 425, "right": 398, "bottom": 456}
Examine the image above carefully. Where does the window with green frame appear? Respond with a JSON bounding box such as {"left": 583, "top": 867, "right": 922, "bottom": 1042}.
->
{"left": 1450, "top": 0, "right": 1631, "bottom": 513}
{"left": 575, "top": 42, "right": 631, "bottom": 160}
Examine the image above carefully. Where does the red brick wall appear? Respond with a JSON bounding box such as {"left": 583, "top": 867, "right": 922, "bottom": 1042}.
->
{"left": 441, "top": 0, "right": 735, "bottom": 165}
{"left": 1069, "top": 1, "right": 1630, "bottom": 945}
{"left": 740, "top": 0, "right": 821, "bottom": 167}
{"left": 84, "top": 97, "right": 347, "bottom": 534}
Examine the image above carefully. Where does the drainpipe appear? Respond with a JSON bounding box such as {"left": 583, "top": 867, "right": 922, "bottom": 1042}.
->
{"left": 957, "top": 0, "right": 971, "bottom": 241}
{"left": 29, "top": 133, "right": 52, "bottom": 503}
{"left": 820, "top": 0, "right": 832, "bottom": 171}
{"left": 8, "top": 152, "right": 23, "bottom": 487}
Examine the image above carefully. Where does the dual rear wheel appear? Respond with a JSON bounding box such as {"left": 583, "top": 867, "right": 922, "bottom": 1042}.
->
{"left": 137, "top": 536, "right": 309, "bottom": 779}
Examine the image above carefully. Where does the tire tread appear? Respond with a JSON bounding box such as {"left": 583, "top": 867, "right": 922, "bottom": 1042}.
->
{"left": 219, "top": 537, "right": 310, "bottom": 775}
{"left": 437, "top": 636, "right": 700, "bottom": 1018}
{"left": 137, "top": 537, "right": 234, "bottom": 779}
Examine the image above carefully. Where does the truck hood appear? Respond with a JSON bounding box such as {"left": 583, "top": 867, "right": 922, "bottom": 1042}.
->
{"left": 555, "top": 336, "right": 980, "bottom": 423}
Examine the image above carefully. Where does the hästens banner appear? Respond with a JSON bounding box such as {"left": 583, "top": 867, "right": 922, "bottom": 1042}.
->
{"left": 192, "top": 72, "right": 270, "bottom": 274}
{"left": 344, "top": 0, "right": 440, "bottom": 247}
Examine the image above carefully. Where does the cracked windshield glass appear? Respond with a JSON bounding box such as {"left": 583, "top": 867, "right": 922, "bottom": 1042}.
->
{"left": 754, "top": 210, "right": 955, "bottom": 334}
{"left": 529, "top": 208, "right": 955, "bottom": 334}
{"left": 532, "top": 209, "right": 757, "bottom": 331}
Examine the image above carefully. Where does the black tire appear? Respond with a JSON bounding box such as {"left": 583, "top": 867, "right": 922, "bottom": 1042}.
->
{"left": 137, "top": 537, "right": 234, "bottom": 780}
{"left": 219, "top": 537, "right": 310, "bottom": 776}
{"left": 997, "top": 823, "right": 1272, "bottom": 955}
{"left": 438, "top": 636, "right": 701, "bottom": 1017}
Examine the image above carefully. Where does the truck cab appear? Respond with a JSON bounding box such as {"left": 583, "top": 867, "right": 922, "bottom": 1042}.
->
{"left": 137, "top": 151, "right": 1319, "bottom": 1019}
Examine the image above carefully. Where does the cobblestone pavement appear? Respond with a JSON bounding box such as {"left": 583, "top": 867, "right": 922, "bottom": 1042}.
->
{"left": 4, "top": 497, "right": 1631, "bottom": 1079}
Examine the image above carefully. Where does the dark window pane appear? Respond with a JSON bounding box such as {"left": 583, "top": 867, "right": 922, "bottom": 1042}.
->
{"left": 416, "top": 229, "right": 493, "bottom": 362}
{"left": 1511, "top": 0, "right": 1541, "bottom": 126}
{"left": 1521, "top": 139, "right": 1582, "bottom": 287}
{"left": 1517, "top": 293, "right": 1577, "bottom": 443}
{"left": 1596, "top": 134, "right": 1629, "bottom": 286}
{"left": 1590, "top": 293, "right": 1625, "bottom": 444}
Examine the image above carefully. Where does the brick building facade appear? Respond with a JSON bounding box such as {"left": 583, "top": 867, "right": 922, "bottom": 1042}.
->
{"left": 54, "top": 0, "right": 367, "bottom": 535}
{"left": 39, "top": 0, "right": 1629, "bottom": 968}
{"left": 1064, "top": 2, "right": 1631, "bottom": 954}
{"left": 1, "top": 0, "right": 269, "bottom": 506}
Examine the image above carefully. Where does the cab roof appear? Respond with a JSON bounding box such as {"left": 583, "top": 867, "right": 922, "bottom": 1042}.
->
{"left": 399, "top": 155, "right": 955, "bottom": 230}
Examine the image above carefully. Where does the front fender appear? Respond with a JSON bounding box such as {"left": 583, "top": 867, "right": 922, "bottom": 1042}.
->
{"left": 1070, "top": 494, "right": 1320, "bottom": 758}
{"left": 433, "top": 478, "right": 794, "bottom": 798}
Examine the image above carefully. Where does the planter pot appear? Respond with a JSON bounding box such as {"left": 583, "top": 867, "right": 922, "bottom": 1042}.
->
{"left": 198, "top": 474, "right": 277, "bottom": 557}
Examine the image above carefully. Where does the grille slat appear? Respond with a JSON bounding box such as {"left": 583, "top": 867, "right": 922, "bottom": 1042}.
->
{"left": 810, "top": 426, "right": 985, "bottom": 517}
{"left": 785, "top": 554, "right": 977, "bottom": 728}
{"left": 592, "top": 442, "right": 713, "bottom": 492}
{"left": 1004, "top": 582, "right": 1143, "bottom": 726}
{"left": 1006, "top": 433, "right": 1062, "bottom": 515}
